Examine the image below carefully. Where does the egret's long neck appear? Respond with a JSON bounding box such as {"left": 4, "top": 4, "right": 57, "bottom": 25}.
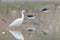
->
{"left": 21, "top": 11, "right": 24, "bottom": 20}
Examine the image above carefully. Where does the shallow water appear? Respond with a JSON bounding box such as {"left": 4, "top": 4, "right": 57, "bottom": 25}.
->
{"left": 0, "top": 3, "right": 60, "bottom": 40}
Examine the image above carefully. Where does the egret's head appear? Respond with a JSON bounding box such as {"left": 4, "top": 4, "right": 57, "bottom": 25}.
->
{"left": 22, "top": 10, "right": 26, "bottom": 13}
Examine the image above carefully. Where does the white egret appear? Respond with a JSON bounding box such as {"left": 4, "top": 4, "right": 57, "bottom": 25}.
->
{"left": 9, "top": 10, "right": 25, "bottom": 27}
{"left": 9, "top": 30, "right": 24, "bottom": 40}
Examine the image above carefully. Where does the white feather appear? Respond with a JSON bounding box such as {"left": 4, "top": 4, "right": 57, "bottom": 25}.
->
{"left": 9, "top": 10, "right": 25, "bottom": 27}
{"left": 9, "top": 18, "right": 23, "bottom": 27}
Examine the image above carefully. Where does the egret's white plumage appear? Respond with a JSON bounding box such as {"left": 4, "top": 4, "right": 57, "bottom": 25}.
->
{"left": 9, "top": 30, "right": 24, "bottom": 40}
{"left": 9, "top": 10, "right": 25, "bottom": 27}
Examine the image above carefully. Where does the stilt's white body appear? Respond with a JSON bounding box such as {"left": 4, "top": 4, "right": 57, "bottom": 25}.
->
{"left": 9, "top": 30, "right": 24, "bottom": 40}
{"left": 9, "top": 10, "right": 25, "bottom": 27}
